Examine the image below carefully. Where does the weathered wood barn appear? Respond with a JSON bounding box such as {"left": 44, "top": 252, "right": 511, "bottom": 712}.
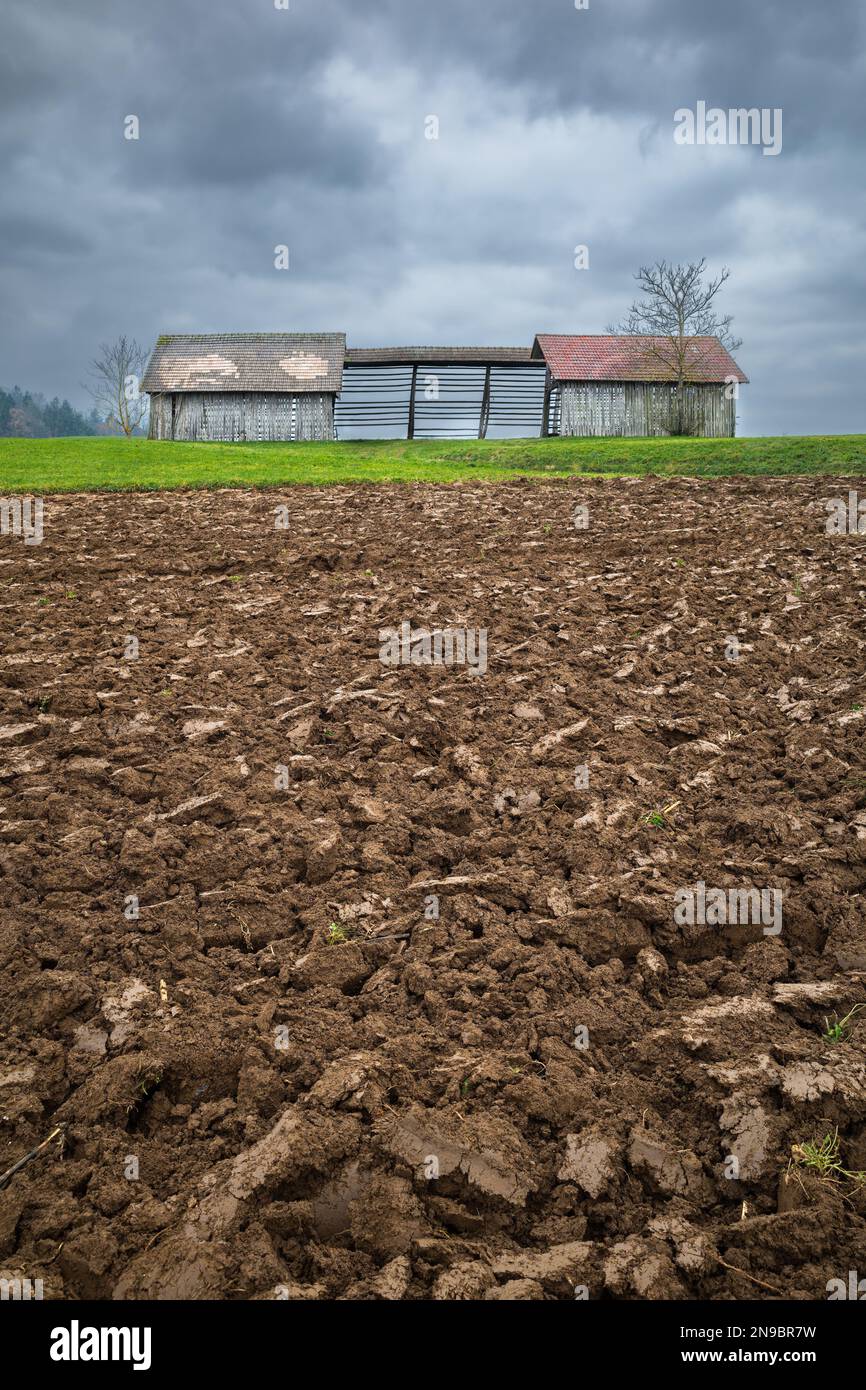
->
{"left": 532, "top": 334, "right": 748, "bottom": 437}
{"left": 143, "top": 331, "right": 747, "bottom": 440}
{"left": 338, "top": 345, "right": 543, "bottom": 439}
{"left": 143, "top": 333, "right": 345, "bottom": 441}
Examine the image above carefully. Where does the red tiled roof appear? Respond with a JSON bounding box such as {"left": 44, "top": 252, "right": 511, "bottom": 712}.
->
{"left": 532, "top": 334, "right": 748, "bottom": 384}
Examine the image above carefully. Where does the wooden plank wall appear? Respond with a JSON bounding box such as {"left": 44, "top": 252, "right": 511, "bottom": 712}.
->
{"left": 334, "top": 363, "right": 547, "bottom": 439}
{"left": 558, "top": 382, "right": 736, "bottom": 437}
{"left": 147, "top": 392, "right": 335, "bottom": 441}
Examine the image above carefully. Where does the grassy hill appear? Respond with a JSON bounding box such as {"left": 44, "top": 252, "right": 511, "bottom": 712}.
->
{"left": 0, "top": 433, "right": 864, "bottom": 492}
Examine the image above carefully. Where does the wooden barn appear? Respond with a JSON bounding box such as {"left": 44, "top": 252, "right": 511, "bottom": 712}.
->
{"left": 143, "top": 333, "right": 345, "bottom": 441}
{"left": 337, "top": 345, "right": 544, "bottom": 439}
{"left": 532, "top": 334, "right": 748, "bottom": 438}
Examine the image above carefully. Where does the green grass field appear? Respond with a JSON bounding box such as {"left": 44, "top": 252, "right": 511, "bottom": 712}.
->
{"left": 0, "top": 434, "right": 864, "bottom": 492}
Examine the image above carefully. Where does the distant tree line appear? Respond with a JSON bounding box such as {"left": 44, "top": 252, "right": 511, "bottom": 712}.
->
{"left": 0, "top": 385, "right": 144, "bottom": 437}
{"left": 1, "top": 385, "right": 99, "bottom": 437}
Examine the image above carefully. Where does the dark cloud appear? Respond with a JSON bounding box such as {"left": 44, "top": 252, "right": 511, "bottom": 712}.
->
{"left": 0, "top": 214, "right": 92, "bottom": 261}
{"left": 1, "top": 0, "right": 864, "bottom": 435}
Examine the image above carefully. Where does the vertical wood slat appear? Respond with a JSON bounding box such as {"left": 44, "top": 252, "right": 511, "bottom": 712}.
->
{"left": 478, "top": 365, "right": 491, "bottom": 439}
{"left": 407, "top": 364, "right": 418, "bottom": 440}
{"left": 558, "top": 382, "right": 735, "bottom": 437}
{"left": 148, "top": 392, "right": 335, "bottom": 442}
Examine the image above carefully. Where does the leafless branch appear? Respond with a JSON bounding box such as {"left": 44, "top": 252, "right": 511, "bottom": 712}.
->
{"left": 85, "top": 336, "right": 149, "bottom": 436}
{"left": 608, "top": 259, "right": 742, "bottom": 434}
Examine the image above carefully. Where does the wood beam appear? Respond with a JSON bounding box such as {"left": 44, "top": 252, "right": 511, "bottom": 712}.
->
{"left": 541, "top": 368, "right": 552, "bottom": 437}
{"left": 478, "top": 365, "right": 491, "bottom": 439}
{"left": 407, "top": 364, "right": 418, "bottom": 440}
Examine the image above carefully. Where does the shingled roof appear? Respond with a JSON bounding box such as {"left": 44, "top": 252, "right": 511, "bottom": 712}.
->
{"left": 345, "top": 345, "right": 535, "bottom": 367}
{"left": 532, "top": 334, "right": 748, "bottom": 385}
{"left": 142, "top": 333, "right": 345, "bottom": 394}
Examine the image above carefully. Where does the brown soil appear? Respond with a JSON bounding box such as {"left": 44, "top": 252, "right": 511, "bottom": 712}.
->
{"left": 1, "top": 475, "right": 865, "bottom": 1302}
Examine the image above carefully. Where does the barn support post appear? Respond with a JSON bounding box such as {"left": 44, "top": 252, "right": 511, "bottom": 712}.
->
{"left": 541, "top": 368, "right": 552, "bottom": 437}
{"left": 407, "top": 364, "right": 418, "bottom": 440}
{"left": 478, "top": 365, "right": 492, "bottom": 439}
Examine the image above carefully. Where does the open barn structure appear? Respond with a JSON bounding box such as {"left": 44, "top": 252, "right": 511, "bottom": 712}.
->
{"left": 337, "top": 346, "right": 547, "bottom": 440}
{"left": 143, "top": 332, "right": 747, "bottom": 442}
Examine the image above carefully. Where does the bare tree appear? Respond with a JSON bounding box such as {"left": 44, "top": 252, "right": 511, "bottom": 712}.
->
{"left": 85, "top": 336, "right": 149, "bottom": 436}
{"left": 609, "top": 260, "right": 742, "bottom": 434}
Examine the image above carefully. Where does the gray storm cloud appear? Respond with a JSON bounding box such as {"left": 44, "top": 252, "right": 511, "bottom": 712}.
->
{"left": 1, "top": 0, "right": 864, "bottom": 434}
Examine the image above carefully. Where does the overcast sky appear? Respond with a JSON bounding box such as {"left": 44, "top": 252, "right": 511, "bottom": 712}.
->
{"left": 2, "top": 0, "right": 864, "bottom": 435}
